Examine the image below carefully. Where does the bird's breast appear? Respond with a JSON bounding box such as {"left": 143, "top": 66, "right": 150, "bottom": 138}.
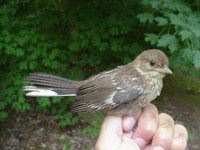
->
{"left": 138, "top": 78, "right": 163, "bottom": 107}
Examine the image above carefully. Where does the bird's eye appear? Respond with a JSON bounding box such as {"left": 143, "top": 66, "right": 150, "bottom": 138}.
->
{"left": 150, "top": 60, "right": 155, "bottom": 66}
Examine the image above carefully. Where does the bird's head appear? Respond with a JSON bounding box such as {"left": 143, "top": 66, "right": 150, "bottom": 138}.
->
{"left": 134, "top": 49, "right": 172, "bottom": 78}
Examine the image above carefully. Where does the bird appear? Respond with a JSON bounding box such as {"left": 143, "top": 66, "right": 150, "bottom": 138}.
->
{"left": 24, "top": 49, "right": 172, "bottom": 115}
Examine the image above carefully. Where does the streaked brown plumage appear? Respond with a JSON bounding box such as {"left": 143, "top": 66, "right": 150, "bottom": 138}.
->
{"left": 24, "top": 49, "right": 172, "bottom": 115}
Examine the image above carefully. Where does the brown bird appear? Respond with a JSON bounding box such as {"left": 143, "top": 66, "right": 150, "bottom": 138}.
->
{"left": 24, "top": 49, "right": 172, "bottom": 115}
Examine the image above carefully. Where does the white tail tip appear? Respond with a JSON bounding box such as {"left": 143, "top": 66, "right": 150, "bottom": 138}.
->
{"left": 24, "top": 86, "right": 76, "bottom": 97}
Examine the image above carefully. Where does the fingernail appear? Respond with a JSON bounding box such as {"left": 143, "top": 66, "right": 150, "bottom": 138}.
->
{"left": 122, "top": 116, "right": 135, "bottom": 132}
{"left": 133, "top": 137, "right": 147, "bottom": 149}
{"left": 153, "top": 146, "right": 164, "bottom": 150}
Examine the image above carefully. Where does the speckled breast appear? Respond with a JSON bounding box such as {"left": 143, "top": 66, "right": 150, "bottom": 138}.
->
{"left": 138, "top": 78, "right": 163, "bottom": 108}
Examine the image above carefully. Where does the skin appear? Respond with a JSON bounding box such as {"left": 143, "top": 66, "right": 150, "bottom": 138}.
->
{"left": 95, "top": 103, "right": 188, "bottom": 150}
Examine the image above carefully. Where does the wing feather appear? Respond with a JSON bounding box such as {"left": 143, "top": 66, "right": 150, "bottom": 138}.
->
{"left": 71, "top": 67, "right": 144, "bottom": 112}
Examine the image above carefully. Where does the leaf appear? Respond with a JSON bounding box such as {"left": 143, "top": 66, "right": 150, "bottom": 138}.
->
{"left": 37, "top": 98, "right": 51, "bottom": 107}
{"left": 52, "top": 97, "right": 62, "bottom": 103}
{"left": 168, "top": 14, "right": 187, "bottom": 28}
{"left": 93, "top": 36, "right": 101, "bottom": 47}
{"left": 189, "top": 24, "right": 200, "bottom": 38}
{"left": 16, "top": 49, "right": 24, "bottom": 57}
{"left": 0, "top": 111, "right": 8, "bottom": 119}
{"left": 137, "top": 13, "right": 154, "bottom": 24}
{"left": 51, "top": 61, "right": 59, "bottom": 69}
{"left": 12, "top": 102, "right": 22, "bottom": 110}
{"left": 145, "top": 33, "right": 159, "bottom": 45}
{"left": 193, "top": 51, "right": 200, "bottom": 68}
{"left": 154, "top": 17, "right": 168, "bottom": 26}
{"left": 49, "top": 49, "right": 60, "bottom": 60}
{"left": 157, "top": 34, "right": 179, "bottom": 52}
{"left": 0, "top": 102, "right": 6, "bottom": 109}
{"left": 80, "top": 38, "right": 88, "bottom": 48}
{"left": 68, "top": 42, "right": 79, "bottom": 52}
{"left": 111, "top": 41, "right": 121, "bottom": 52}
{"left": 163, "top": 0, "right": 191, "bottom": 13}
{"left": 23, "top": 103, "right": 31, "bottom": 110}
{"left": 182, "top": 48, "right": 193, "bottom": 60}
{"left": 109, "top": 27, "right": 119, "bottom": 35}
{"left": 179, "top": 30, "right": 193, "bottom": 41}
{"left": 99, "top": 43, "right": 108, "bottom": 51}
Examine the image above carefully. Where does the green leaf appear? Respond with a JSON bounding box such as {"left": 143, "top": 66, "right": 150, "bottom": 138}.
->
{"left": 37, "top": 98, "right": 51, "bottom": 107}
{"left": 157, "top": 34, "right": 179, "bottom": 52}
{"left": 52, "top": 97, "right": 62, "bottom": 103}
{"left": 49, "top": 49, "right": 60, "bottom": 60}
{"left": 0, "top": 111, "right": 8, "bottom": 119}
{"left": 145, "top": 33, "right": 159, "bottom": 45}
{"left": 189, "top": 24, "right": 200, "bottom": 38}
{"left": 111, "top": 41, "right": 121, "bottom": 52}
{"left": 137, "top": 13, "right": 154, "bottom": 23}
{"left": 182, "top": 48, "right": 193, "bottom": 60}
{"left": 23, "top": 103, "right": 31, "bottom": 110}
{"left": 99, "top": 43, "right": 108, "bottom": 51}
{"left": 12, "top": 102, "right": 22, "bottom": 110}
{"left": 109, "top": 27, "right": 119, "bottom": 35}
{"left": 0, "top": 102, "right": 6, "bottom": 109}
{"left": 16, "top": 49, "right": 24, "bottom": 57}
{"left": 168, "top": 14, "right": 185, "bottom": 27}
{"left": 179, "top": 30, "right": 193, "bottom": 41}
{"left": 154, "top": 17, "right": 168, "bottom": 26}
{"left": 69, "top": 42, "right": 79, "bottom": 52}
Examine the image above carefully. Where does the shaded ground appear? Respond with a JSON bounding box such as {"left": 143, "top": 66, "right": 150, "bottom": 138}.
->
{"left": 0, "top": 74, "right": 200, "bottom": 150}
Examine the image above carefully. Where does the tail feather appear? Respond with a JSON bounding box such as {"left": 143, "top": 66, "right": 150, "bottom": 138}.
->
{"left": 24, "top": 73, "right": 77, "bottom": 97}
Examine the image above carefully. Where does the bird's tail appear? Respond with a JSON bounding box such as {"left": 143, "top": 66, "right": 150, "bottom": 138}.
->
{"left": 23, "top": 73, "right": 78, "bottom": 97}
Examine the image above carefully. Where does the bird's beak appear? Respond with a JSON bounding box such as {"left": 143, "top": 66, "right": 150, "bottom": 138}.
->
{"left": 162, "top": 65, "right": 173, "bottom": 74}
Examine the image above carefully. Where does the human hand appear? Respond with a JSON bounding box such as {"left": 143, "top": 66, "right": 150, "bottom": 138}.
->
{"left": 95, "top": 104, "right": 188, "bottom": 150}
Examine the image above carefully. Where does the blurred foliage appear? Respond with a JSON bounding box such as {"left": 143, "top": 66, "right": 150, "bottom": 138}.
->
{"left": 0, "top": 0, "right": 199, "bottom": 124}
{"left": 79, "top": 113, "right": 104, "bottom": 138}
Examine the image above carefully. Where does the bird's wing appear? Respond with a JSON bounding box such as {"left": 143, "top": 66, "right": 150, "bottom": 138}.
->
{"left": 70, "top": 68, "right": 144, "bottom": 112}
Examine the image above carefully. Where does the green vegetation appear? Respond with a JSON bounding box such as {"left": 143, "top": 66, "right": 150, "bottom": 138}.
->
{"left": 164, "top": 72, "right": 200, "bottom": 106}
{"left": 64, "top": 137, "right": 71, "bottom": 150}
{"left": 79, "top": 113, "right": 104, "bottom": 138}
{"left": 0, "top": 0, "right": 199, "bottom": 126}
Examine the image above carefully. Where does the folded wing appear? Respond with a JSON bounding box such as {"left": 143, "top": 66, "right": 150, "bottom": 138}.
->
{"left": 71, "top": 69, "right": 144, "bottom": 112}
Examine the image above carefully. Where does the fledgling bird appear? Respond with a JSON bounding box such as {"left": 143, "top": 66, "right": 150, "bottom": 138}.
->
{"left": 24, "top": 49, "right": 172, "bottom": 115}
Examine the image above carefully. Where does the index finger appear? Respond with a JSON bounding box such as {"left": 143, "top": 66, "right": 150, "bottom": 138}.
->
{"left": 122, "top": 107, "right": 142, "bottom": 132}
{"left": 132, "top": 104, "right": 159, "bottom": 149}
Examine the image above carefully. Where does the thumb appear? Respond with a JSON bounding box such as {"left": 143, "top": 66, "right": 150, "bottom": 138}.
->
{"left": 96, "top": 115, "right": 123, "bottom": 147}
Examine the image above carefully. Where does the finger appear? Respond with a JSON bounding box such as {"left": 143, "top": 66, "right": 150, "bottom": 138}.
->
{"left": 144, "top": 145, "right": 150, "bottom": 150}
{"left": 96, "top": 115, "right": 122, "bottom": 149}
{"left": 122, "top": 107, "right": 142, "bottom": 132}
{"left": 171, "top": 124, "right": 188, "bottom": 150}
{"left": 132, "top": 104, "right": 158, "bottom": 149}
{"left": 120, "top": 137, "right": 140, "bottom": 150}
{"left": 151, "top": 113, "right": 174, "bottom": 150}
{"left": 123, "top": 130, "right": 134, "bottom": 138}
